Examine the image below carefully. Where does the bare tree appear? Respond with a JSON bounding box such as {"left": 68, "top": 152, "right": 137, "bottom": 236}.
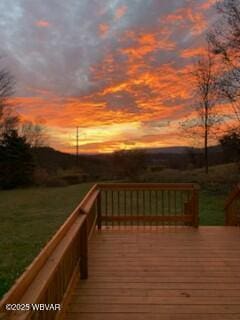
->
{"left": 208, "top": 0, "right": 240, "bottom": 123}
{"left": 0, "top": 66, "right": 15, "bottom": 119}
{"left": 181, "top": 46, "right": 220, "bottom": 174}
{"left": 0, "top": 59, "right": 17, "bottom": 138}
{"left": 21, "top": 120, "right": 48, "bottom": 148}
{"left": 112, "top": 149, "right": 147, "bottom": 181}
{"left": 0, "top": 109, "right": 19, "bottom": 135}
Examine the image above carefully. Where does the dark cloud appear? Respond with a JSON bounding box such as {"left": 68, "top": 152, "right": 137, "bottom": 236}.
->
{"left": 0, "top": 0, "right": 213, "bottom": 96}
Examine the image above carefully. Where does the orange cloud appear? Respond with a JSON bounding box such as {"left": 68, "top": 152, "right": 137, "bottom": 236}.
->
{"left": 121, "top": 31, "right": 175, "bottom": 60}
{"left": 180, "top": 47, "right": 206, "bottom": 58}
{"left": 35, "top": 20, "right": 50, "bottom": 28}
{"left": 10, "top": 83, "right": 234, "bottom": 154}
{"left": 115, "top": 5, "right": 128, "bottom": 20}
{"left": 99, "top": 23, "right": 109, "bottom": 36}
{"left": 189, "top": 11, "right": 207, "bottom": 35}
{"left": 164, "top": 7, "right": 207, "bottom": 35}
{"left": 200, "top": 0, "right": 216, "bottom": 10}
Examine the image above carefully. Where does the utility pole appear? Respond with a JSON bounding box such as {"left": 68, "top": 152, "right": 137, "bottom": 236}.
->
{"left": 76, "top": 126, "right": 79, "bottom": 166}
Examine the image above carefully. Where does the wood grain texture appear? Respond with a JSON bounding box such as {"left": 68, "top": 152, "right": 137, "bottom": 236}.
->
{"left": 64, "top": 227, "right": 240, "bottom": 320}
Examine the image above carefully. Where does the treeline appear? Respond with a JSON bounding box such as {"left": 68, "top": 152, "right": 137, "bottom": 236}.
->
{"left": 0, "top": 122, "right": 47, "bottom": 189}
{"left": 28, "top": 145, "right": 239, "bottom": 184}
{"left": 0, "top": 63, "right": 47, "bottom": 189}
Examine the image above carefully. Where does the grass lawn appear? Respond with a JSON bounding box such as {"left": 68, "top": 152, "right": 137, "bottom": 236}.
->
{"left": 0, "top": 183, "right": 227, "bottom": 298}
{"left": 200, "top": 189, "right": 226, "bottom": 225}
{"left": 0, "top": 183, "right": 93, "bottom": 298}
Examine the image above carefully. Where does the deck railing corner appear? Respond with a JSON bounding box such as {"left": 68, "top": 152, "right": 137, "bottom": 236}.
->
{"left": 225, "top": 183, "right": 240, "bottom": 226}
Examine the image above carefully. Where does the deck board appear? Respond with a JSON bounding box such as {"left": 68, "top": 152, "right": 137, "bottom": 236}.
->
{"left": 64, "top": 227, "right": 240, "bottom": 320}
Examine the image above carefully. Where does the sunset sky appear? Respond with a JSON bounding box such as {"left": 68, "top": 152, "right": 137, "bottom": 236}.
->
{"left": 0, "top": 0, "right": 221, "bottom": 153}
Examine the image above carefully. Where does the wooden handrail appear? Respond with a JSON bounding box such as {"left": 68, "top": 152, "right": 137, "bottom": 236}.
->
{"left": 81, "top": 190, "right": 100, "bottom": 214}
{"left": 225, "top": 184, "right": 240, "bottom": 226}
{"left": 98, "top": 182, "right": 198, "bottom": 190}
{"left": 77, "top": 184, "right": 98, "bottom": 211}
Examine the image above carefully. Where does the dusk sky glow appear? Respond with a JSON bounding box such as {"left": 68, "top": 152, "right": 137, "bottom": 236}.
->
{"left": 0, "top": 0, "right": 222, "bottom": 153}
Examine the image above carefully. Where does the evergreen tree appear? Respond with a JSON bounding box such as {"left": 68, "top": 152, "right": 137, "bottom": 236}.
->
{"left": 0, "top": 130, "right": 34, "bottom": 189}
{"left": 220, "top": 131, "right": 240, "bottom": 163}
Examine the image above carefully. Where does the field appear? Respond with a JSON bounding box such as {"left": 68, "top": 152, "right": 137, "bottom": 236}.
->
{"left": 0, "top": 182, "right": 227, "bottom": 298}
{"left": 143, "top": 163, "right": 238, "bottom": 188}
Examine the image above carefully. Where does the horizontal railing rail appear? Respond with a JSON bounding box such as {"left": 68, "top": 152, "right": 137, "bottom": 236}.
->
{"left": 225, "top": 183, "right": 240, "bottom": 226}
{"left": 97, "top": 183, "right": 199, "bottom": 228}
{"left": 0, "top": 184, "right": 99, "bottom": 320}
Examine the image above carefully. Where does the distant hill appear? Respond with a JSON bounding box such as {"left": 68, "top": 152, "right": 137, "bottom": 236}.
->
{"left": 31, "top": 147, "right": 110, "bottom": 179}
{"left": 143, "top": 146, "right": 189, "bottom": 154}
{"left": 140, "top": 145, "right": 222, "bottom": 154}
{"left": 31, "top": 144, "right": 225, "bottom": 179}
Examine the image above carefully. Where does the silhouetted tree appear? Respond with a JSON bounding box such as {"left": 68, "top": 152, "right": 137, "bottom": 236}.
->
{"left": 0, "top": 62, "right": 39, "bottom": 188}
{"left": 185, "top": 148, "right": 203, "bottom": 169}
{"left": 0, "top": 109, "right": 19, "bottom": 137}
{"left": 220, "top": 130, "right": 240, "bottom": 163}
{"left": 112, "top": 150, "right": 147, "bottom": 180}
{"left": 0, "top": 66, "right": 15, "bottom": 117}
{"left": 181, "top": 45, "right": 221, "bottom": 174}
{"left": 208, "top": 0, "right": 240, "bottom": 123}
{"left": 0, "top": 130, "right": 34, "bottom": 189}
{"left": 21, "top": 120, "right": 48, "bottom": 147}
{"left": 0, "top": 59, "right": 17, "bottom": 137}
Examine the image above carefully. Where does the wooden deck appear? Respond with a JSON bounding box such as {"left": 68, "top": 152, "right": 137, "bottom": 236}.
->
{"left": 64, "top": 227, "right": 240, "bottom": 320}
{"left": 1, "top": 183, "right": 240, "bottom": 320}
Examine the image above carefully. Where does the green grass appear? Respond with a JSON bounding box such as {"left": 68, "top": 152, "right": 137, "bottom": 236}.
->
{"left": 0, "top": 183, "right": 93, "bottom": 298}
{"left": 143, "top": 163, "right": 239, "bottom": 188}
{"left": 200, "top": 189, "right": 225, "bottom": 225}
{"left": 0, "top": 182, "right": 227, "bottom": 298}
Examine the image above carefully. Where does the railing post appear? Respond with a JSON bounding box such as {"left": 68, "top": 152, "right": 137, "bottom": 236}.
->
{"left": 97, "top": 192, "right": 102, "bottom": 230}
{"left": 80, "top": 217, "right": 88, "bottom": 279}
{"left": 192, "top": 185, "right": 199, "bottom": 228}
{"left": 226, "top": 203, "right": 237, "bottom": 226}
{"left": 184, "top": 202, "right": 191, "bottom": 226}
{"left": 225, "top": 206, "right": 230, "bottom": 226}
{"left": 225, "top": 184, "right": 240, "bottom": 226}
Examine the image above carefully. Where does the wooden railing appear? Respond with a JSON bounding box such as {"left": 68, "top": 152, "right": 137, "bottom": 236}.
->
{"left": 97, "top": 183, "right": 199, "bottom": 228}
{"left": 0, "top": 183, "right": 199, "bottom": 320}
{"left": 225, "top": 183, "right": 240, "bottom": 226}
{"left": 0, "top": 185, "right": 100, "bottom": 320}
